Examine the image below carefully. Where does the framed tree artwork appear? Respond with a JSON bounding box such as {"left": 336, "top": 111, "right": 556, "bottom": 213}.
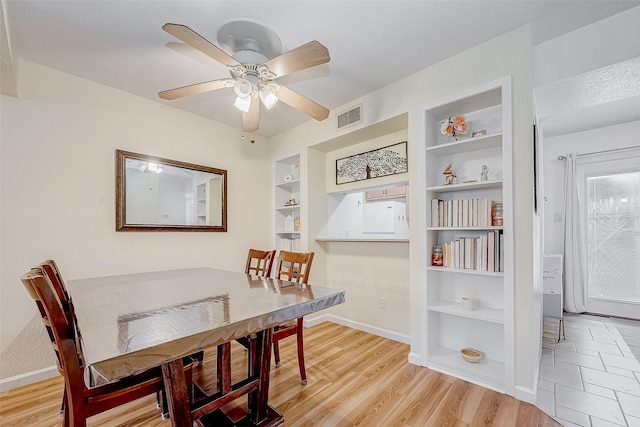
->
{"left": 336, "top": 141, "right": 408, "bottom": 185}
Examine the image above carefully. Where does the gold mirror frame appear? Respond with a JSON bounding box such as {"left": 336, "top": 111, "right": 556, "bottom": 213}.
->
{"left": 116, "top": 150, "right": 227, "bottom": 232}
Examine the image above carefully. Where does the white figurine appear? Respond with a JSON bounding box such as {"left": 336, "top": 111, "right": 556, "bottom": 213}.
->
{"left": 480, "top": 165, "right": 489, "bottom": 181}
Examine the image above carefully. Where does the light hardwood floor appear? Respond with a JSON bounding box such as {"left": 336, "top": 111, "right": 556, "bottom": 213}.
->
{"left": 0, "top": 322, "right": 559, "bottom": 426}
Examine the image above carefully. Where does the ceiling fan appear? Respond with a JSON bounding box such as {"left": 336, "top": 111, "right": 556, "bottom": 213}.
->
{"left": 158, "top": 22, "right": 331, "bottom": 133}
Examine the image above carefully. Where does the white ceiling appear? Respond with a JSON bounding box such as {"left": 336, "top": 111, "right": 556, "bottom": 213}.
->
{"left": 3, "top": 1, "right": 639, "bottom": 137}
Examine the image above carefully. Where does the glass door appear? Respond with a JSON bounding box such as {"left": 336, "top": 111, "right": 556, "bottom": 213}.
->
{"left": 579, "top": 155, "right": 640, "bottom": 319}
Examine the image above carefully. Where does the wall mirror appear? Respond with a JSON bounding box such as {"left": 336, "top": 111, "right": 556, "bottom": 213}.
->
{"left": 116, "top": 149, "right": 227, "bottom": 232}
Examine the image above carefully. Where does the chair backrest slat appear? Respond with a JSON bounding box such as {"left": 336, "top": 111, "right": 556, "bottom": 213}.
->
{"left": 275, "top": 251, "right": 314, "bottom": 284}
{"left": 41, "top": 260, "right": 71, "bottom": 310}
{"left": 40, "top": 260, "right": 85, "bottom": 364}
{"left": 21, "top": 269, "right": 83, "bottom": 381}
{"left": 245, "top": 249, "right": 276, "bottom": 277}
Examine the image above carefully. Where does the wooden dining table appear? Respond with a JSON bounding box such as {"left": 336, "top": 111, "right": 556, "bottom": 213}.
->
{"left": 66, "top": 267, "right": 345, "bottom": 426}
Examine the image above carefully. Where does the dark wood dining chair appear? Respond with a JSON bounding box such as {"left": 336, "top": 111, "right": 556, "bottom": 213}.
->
{"left": 39, "top": 260, "right": 83, "bottom": 417}
{"left": 21, "top": 266, "right": 193, "bottom": 425}
{"left": 22, "top": 263, "right": 67, "bottom": 416}
{"left": 245, "top": 249, "right": 276, "bottom": 277}
{"left": 272, "top": 250, "right": 314, "bottom": 384}
{"left": 42, "top": 260, "right": 171, "bottom": 416}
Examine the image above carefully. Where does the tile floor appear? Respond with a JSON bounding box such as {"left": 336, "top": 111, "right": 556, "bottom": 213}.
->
{"left": 538, "top": 313, "right": 640, "bottom": 427}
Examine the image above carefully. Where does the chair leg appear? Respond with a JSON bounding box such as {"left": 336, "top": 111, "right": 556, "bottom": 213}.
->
{"left": 186, "top": 362, "right": 194, "bottom": 401}
{"left": 62, "top": 403, "right": 70, "bottom": 427}
{"left": 296, "top": 318, "right": 307, "bottom": 384}
{"left": 60, "top": 387, "right": 70, "bottom": 427}
{"left": 273, "top": 340, "right": 281, "bottom": 368}
{"left": 161, "top": 389, "right": 170, "bottom": 419}
{"left": 248, "top": 336, "right": 257, "bottom": 377}
{"left": 60, "top": 384, "right": 67, "bottom": 416}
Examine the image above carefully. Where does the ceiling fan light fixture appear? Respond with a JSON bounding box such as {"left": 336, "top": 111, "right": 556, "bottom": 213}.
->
{"left": 138, "top": 162, "right": 163, "bottom": 174}
{"left": 259, "top": 86, "right": 278, "bottom": 109}
{"left": 234, "top": 95, "right": 252, "bottom": 112}
{"left": 233, "top": 78, "right": 253, "bottom": 99}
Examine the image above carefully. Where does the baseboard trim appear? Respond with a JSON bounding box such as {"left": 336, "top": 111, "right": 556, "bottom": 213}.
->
{"left": 305, "top": 314, "right": 410, "bottom": 344}
{"left": 0, "top": 365, "right": 59, "bottom": 392}
{"left": 515, "top": 385, "right": 537, "bottom": 405}
{"left": 408, "top": 352, "right": 423, "bottom": 366}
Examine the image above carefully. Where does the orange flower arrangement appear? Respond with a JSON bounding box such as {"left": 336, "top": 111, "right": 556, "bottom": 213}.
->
{"left": 441, "top": 115, "right": 468, "bottom": 140}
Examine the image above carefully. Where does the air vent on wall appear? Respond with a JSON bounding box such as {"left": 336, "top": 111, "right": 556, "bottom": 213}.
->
{"left": 336, "top": 103, "right": 362, "bottom": 130}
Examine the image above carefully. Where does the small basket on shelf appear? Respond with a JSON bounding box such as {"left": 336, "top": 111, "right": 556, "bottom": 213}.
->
{"left": 460, "top": 348, "right": 482, "bottom": 363}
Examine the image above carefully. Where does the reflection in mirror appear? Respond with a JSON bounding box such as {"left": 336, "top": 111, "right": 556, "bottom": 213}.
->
{"left": 116, "top": 150, "right": 227, "bottom": 232}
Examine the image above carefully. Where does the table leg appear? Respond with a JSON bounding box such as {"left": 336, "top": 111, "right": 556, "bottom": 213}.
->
{"left": 250, "top": 327, "right": 281, "bottom": 425}
{"left": 196, "top": 329, "right": 283, "bottom": 427}
{"left": 217, "top": 342, "right": 232, "bottom": 394}
{"left": 161, "top": 358, "right": 191, "bottom": 427}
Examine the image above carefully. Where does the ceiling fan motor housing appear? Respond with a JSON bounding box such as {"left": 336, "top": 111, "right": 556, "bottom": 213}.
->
{"left": 232, "top": 50, "right": 269, "bottom": 68}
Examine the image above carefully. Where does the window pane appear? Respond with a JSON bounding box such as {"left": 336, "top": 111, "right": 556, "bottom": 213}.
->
{"left": 586, "top": 171, "right": 640, "bottom": 304}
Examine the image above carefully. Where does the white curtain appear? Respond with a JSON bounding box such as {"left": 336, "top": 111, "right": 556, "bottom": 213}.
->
{"left": 563, "top": 153, "right": 587, "bottom": 313}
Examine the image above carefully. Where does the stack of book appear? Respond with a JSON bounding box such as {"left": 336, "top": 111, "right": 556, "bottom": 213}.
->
{"left": 431, "top": 198, "right": 498, "bottom": 227}
{"left": 439, "top": 231, "right": 504, "bottom": 272}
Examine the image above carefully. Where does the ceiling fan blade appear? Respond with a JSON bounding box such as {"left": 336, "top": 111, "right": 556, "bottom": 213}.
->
{"left": 158, "top": 79, "right": 233, "bottom": 100}
{"left": 277, "top": 85, "right": 329, "bottom": 121}
{"left": 243, "top": 97, "right": 260, "bottom": 133}
{"left": 162, "top": 23, "right": 240, "bottom": 67}
{"left": 263, "top": 41, "right": 330, "bottom": 78}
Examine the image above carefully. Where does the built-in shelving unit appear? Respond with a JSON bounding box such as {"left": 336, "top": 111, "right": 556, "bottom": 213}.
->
{"left": 274, "top": 155, "right": 302, "bottom": 251}
{"left": 418, "top": 77, "right": 514, "bottom": 395}
{"left": 195, "top": 177, "right": 222, "bottom": 226}
{"left": 196, "top": 182, "right": 207, "bottom": 225}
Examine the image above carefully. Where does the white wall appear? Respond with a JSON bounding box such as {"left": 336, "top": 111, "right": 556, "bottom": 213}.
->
{"left": 323, "top": 241, "right": 411, "bottom": 341}
{"left": 542, "top": 120, "right": 640, "bottom": 255}
{"left": 533, "top": 6, "right": 640, "bottom": 87}
{"left": 533, "top": 7, "right": 640, "bottom": 138}
{"left": 326, "top": 192, "right": 364, "bottom": 238}
{"left": 532, "top": 6, "right": 640, "bottom": 401}
{"left": 269, "top": 26, "right": 535, "bottom": 394}
{"left": 0, "top": 61, "right": 271, "bottom": 384}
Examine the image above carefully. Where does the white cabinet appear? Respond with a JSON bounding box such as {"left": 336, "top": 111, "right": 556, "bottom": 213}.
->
{"left": 418, "top": 77, "right": 514, "bottom": 395}
{"left": 275, "top": 155, "right": 302, "bottom": 251}
{"left": 365, "top": 186, "right": 407, "bottom": 200}
{"left": 363, "top": 200, "right": 409, "bottom": 238}
{"left": 322, "top": 185, "right": 410, "bottom": 241}
{"left": 543, "top": 255, "right": 563, "bottom": 320}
